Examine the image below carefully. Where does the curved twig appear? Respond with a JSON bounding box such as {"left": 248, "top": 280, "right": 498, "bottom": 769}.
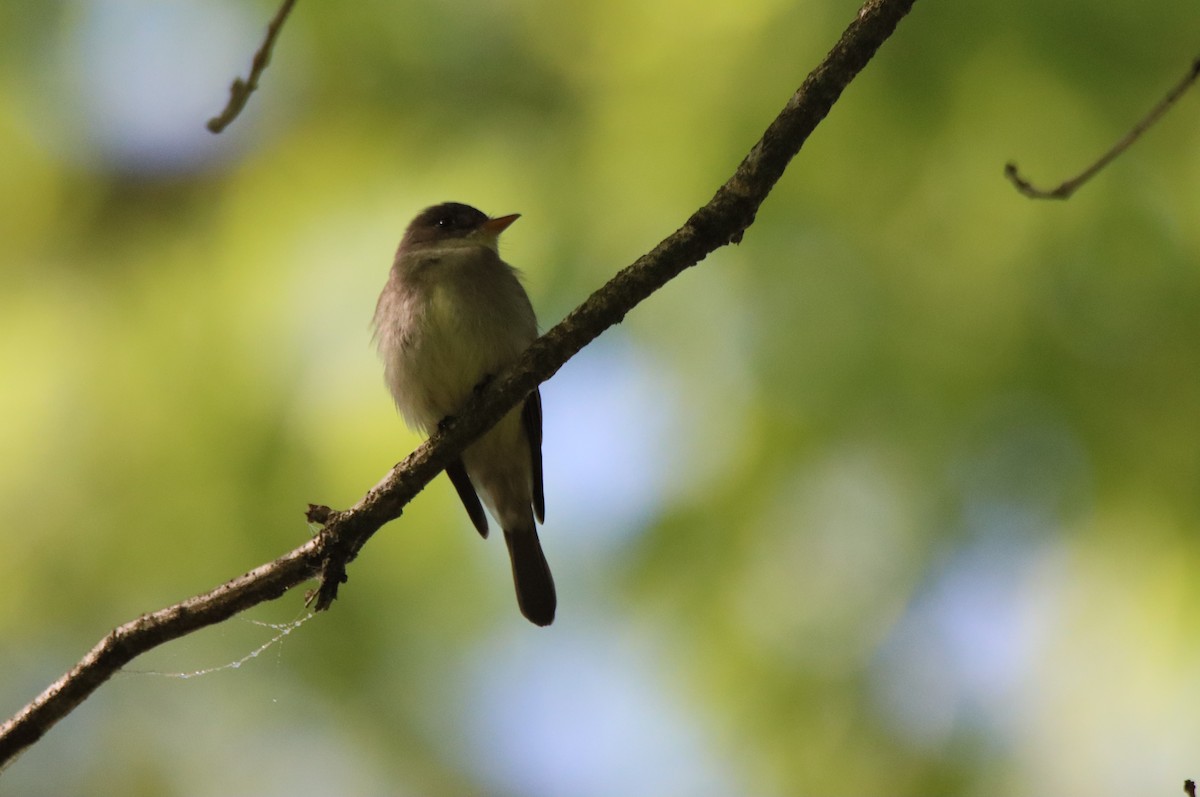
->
{"left": 1006, "top": 56, "right": 1200, "bottom": 200}
{"left": 207, "top": 0, "right": 298, "bottom": 134}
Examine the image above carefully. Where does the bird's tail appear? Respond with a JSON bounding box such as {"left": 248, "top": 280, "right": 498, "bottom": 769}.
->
{"left": 503, "top": 528, "right": 556, "bottom": 626}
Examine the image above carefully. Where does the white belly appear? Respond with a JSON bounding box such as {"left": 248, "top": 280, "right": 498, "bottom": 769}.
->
{"left": 381, "top": 277, "right": 532, "bottom": 433}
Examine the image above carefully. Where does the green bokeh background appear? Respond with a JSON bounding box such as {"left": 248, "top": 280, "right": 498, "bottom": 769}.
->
{"left": 3, "top": 0, "right": 1200, "bottom": 794}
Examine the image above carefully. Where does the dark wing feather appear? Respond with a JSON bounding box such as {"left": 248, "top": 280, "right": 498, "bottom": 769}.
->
{"left": 446, "top": 458, "right": 489, "bottom": 538}
{"left": 523, "top": 389, "right": 545, "bottom": 523}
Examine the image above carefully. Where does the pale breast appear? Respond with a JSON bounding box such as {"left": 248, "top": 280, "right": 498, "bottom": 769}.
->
{"left": 378, "top": 252, "right": 535, "bottom": 432}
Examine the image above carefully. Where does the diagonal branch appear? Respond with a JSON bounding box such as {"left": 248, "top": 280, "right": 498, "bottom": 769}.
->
{"left": 0, "top": 0, "right": 918, "bottom": 771}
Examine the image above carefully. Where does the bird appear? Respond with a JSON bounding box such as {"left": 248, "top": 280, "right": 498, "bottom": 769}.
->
{"left": 372, "top": 202, "right": 556, "bottom": 626}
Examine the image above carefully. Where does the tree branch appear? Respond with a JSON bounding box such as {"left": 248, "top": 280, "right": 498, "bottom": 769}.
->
{"left": 206, "top": 0, "right": 298, "bottom": 134}
{"left": 1005, "top": 56, "right": 1200, "bottom": 200}
{"left": 0, "top": 0, "right": 918, "bottom": 770}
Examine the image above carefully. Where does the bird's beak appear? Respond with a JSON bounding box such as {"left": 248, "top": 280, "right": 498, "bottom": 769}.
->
{"left": 481, "top": 213, "right": 520, "bottom": 234}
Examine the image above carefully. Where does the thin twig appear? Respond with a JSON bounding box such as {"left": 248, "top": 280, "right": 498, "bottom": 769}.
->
{"left": 0, "top": 0, "right": 918, "bottom": 770}
{"left": 206, "top": 0, "right": 298, "bottom": 133}
{"left": 1005, "top": 56, "right": 1200, "bottom": 200}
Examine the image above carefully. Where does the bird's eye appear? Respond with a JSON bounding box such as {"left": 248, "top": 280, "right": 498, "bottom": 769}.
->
{"left": 435, "top": 217, "right": 451, "bottom": 229}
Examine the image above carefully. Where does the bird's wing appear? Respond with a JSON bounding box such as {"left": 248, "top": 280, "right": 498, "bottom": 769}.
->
{"left": 446, "top": 458, "right": 489, "bottom": 538}
{"left": 523, "top": 388, "right": 545, "bottom": 524}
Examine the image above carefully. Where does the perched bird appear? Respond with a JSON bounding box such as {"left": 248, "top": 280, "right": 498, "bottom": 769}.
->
{"left": 372, "top": 202, "right": 555, "bottom": 626}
